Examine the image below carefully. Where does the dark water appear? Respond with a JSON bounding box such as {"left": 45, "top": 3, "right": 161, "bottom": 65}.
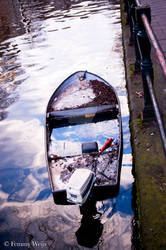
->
{"left": 0, "top": 0, "right": 134, "bottom": 249}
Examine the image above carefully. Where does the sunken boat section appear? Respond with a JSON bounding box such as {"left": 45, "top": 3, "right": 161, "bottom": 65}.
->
{"left": 45, "top": 71, "right": 123, "bottom": 204}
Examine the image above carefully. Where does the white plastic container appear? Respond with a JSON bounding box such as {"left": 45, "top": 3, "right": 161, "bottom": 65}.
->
{"left": 66, "top": 168, "right": 95, "bottom": 204}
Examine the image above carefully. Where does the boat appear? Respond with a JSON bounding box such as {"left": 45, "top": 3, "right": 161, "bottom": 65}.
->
{"left": 45, "top": 71, "right": 123, "bottom": 205}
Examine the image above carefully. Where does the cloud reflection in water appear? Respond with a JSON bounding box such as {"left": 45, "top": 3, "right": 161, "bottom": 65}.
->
{"left": 0, "top": 119, "right": 50, "bottom": 202}
{"left": 0, "top": 0, "right": 134, "bottom": 248}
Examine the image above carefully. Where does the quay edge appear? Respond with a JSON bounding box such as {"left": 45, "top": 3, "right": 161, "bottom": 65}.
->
{"left": 120, "top": 1, "right": 166, "bottom": 249}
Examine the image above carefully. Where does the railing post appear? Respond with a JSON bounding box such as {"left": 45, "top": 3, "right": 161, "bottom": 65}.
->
{"left": 124, "top": 0, "right": 141, "bottom": 71}
{"left": 136, "top": 6, "right": 155, "bottom": 121}
{"left": 132, "top": 3, "right": 141, "bottom": 72}
{"left": 128, "top": 0, "right": 135, "bottom": 45}
{"left": 124, "top": 0, "right": 130, "bottom": 24}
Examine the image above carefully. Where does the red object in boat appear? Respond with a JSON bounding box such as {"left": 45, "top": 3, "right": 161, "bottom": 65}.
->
{"left": 100, "top": 138, "right": 114, "bottom": 152}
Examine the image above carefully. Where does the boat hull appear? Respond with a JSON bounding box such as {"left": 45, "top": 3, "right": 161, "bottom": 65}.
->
{"left": 45, "top": 71, "right": 123, "bottom": 204}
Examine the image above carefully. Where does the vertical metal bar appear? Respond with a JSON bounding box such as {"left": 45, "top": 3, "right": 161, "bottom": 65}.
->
{"left": 136, "top": 6, "right": 155, "bottom": 120}
{"left": 128, "top": 0, "right": 136, "bottom": 45}
{"left": 146, "top": 74, "right": 166, "bottom": 155}
{"left": 132, "top": 4, "right": 141, "bottom": 71}
{"left": 141, "top": 14, "right": 166, "bottom": 79}
{"left": 124, "top": 0, "right": 130, "bottom": 24}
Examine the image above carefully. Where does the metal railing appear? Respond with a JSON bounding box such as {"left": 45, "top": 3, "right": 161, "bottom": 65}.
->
{"left": 124, "top": 0, "right": 166, "bottom": 155}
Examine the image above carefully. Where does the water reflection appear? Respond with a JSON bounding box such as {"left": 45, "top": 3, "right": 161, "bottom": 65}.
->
{"left": 0, "top": 0, "right": 24, "bottom": 41}
{"left": 76, "top": 198, "right": 103, "bottom": 248}
{"left": 0, "top": 0, "right": 26, "bottom": 120}
{"left": 0, "top": 0, "right": 134, "bottom": 249}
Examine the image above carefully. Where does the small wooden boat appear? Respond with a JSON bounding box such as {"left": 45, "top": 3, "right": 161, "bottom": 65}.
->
{"left": 45, "top": 71, "right": 123, "bottom": 204}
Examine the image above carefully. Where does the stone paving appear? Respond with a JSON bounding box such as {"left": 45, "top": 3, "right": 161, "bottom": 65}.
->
{"left": 140, "top": 0, "right": 166, "bottom": 59}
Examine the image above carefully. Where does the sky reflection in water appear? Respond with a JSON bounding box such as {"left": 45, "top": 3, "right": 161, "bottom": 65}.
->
{"left": 0, "top": 0, "right": 133, "bottom": 249}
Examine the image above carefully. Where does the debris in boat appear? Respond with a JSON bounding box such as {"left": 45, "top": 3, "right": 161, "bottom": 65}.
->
{"left": 49, "top": 154, "right": 59, "bottom": 161}
{"left": 99, "top": 137, "right": 120, "bottom": 153}
{"left": 100, "top": 138, "right": 114, "bottom": 153}
{"left": 112, "top": 137, "right": 120, "bottom": 150}
{"left": 78, "top": 80, "right": 118, "bottom": 109}
{"left": 89, "top": 80, "right": 118, "bottom": 105}
{"left": 51, "top": 79, "right": 118, "bottom": 111}
{"left": 55, "top": 151, "right": 118, "bottom": 186}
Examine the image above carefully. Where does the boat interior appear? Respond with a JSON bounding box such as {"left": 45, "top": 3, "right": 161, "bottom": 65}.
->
{"left": 46, "top": 105, "right": 120, "bottom": 190}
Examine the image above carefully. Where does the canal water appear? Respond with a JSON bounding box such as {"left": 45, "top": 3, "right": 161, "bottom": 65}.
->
{"left": 0, "top": 0, "right": 134, "bottom": 249}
